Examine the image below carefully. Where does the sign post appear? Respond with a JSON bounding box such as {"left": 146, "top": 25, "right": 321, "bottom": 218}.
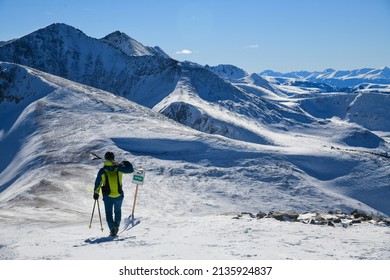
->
{"left": 131, "top": 168, "right": 145, "bottom": 219}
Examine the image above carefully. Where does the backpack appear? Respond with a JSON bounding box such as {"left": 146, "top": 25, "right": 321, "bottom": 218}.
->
{"left": 101, "top": 167, "right": 123, "bottom": 196}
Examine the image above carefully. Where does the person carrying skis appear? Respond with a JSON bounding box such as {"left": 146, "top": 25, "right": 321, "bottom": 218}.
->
{"left": 93, "top": 151, "right": 134, "bottom": 237}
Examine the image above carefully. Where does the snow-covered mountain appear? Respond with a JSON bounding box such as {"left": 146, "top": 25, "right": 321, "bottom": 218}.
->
{"left": 260, "top": 67, "right": 390, "bottom": 88}
{"left": 205, "top": 63, "right": 390, "bottom": 135}
{"left": 101, "top": 31, "right": 170, "bottom": 59}
{"left": 206, "top": 64, "right": 277, "bottom": 94}
{"left": 0, "top": 24, "right": 267, "bottom": 143}
{"left": 1, "top": 24, "right": 390, "bottom": 259}
{"left": 0, "top": 23, "right": 312, "bottom": 145}
{"left": 205, "top": 64, "right": 248, "bottom": 82}
{"left": 0, "top": 23, "right": 179, "bottom": 106}
{"left": 1, "top": 61, "right": 390, "bottom": 260}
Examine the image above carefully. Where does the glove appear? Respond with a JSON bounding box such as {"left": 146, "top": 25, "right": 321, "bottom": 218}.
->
{"left": 93, "top": 193, "right": 99, "bottom": 200}
{"left": 121, "top": 160, "right": 131, "bottom": 168}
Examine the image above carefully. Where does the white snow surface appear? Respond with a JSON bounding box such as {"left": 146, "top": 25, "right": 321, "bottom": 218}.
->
{"left": 1, "top": 61, "right": 390, "bottom": 259}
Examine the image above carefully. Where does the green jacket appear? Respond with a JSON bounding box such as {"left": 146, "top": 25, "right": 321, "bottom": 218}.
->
{"left": 94, "top": 160, "right": 133, "bottom": 198}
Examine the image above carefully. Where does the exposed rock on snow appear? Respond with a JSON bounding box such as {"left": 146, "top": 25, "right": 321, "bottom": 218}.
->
{"left": 236, "top": 210, "right": 390, "bottom": 228}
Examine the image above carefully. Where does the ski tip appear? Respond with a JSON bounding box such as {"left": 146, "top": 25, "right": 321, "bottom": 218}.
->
{"left": 90, "top": 152, "right": 102, "bottom": 160}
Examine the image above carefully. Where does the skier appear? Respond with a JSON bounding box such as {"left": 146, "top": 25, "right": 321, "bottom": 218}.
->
{"left": 93, "top": 151, "right": 134, "bottom": 237}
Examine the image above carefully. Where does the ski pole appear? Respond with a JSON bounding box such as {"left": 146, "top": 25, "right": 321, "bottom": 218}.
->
{"left": 88, "top": 200, "right": 97, "bottom": 229}
{"left": 131, "top": 184, "right": 139, "bottom": 220}
{"left": 97, "top": 199, "right": 104, "bottom": 231}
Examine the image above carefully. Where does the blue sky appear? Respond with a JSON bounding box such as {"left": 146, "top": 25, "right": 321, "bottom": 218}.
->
{"left": 0, "top": 0, "right": 389, "bottom": 73}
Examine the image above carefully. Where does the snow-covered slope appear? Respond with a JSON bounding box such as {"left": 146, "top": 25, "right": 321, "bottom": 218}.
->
{"left": 101, "top": 31, "right": 170, "bottom": 58}
{"left": 0, "top": 62, "right": 390, "bottom": 259}
{"left": 205, "top": 64, "right": 249, "bottom": 82}
{"left": 206, "top": 64, "right": 277, "bottom": 95}
{"left": 299, "top": 93, "right": 390, "bottom": 132}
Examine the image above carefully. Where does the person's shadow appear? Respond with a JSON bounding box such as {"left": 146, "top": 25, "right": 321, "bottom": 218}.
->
{"left": 83, "top": 235, "right": 135, "bottom": 244}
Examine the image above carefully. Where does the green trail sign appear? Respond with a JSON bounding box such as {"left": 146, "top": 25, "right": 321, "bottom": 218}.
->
{"left": 132, "top": 168, "right": 145, "bottom": 185}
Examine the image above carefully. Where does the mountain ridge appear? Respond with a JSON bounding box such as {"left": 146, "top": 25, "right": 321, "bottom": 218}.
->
{"left": 260, "top": 67, "right": 390, "bottom": 88}
{"left": 0, "top": 23, "right": 298, "bottom": 144}
{"left": 101, "top": 30, "right": 171, "bottom": 59}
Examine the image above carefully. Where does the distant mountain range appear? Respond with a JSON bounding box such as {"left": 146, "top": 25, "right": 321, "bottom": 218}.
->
{"left": 260, "top": 67, "right": 390, "bottom": 88}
